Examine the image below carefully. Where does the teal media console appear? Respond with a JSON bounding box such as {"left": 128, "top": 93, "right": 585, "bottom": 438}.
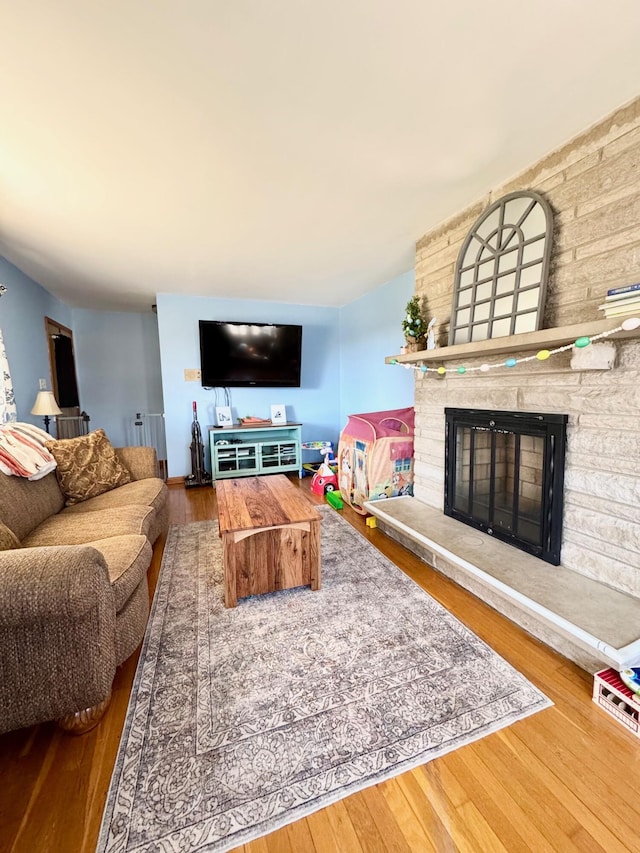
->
{"left": 209, "top": 422, "right": 302, "bottom": 481}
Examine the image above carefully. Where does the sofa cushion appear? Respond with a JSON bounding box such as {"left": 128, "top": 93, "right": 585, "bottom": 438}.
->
{"left": 46, "top": 429, "right": 132, "bottom": 506}
{"left": 63, "top": 478, "right": 169, "bottom": 544}
{"left": 0, "top": 471, "right": 65, "bottom": 542}
{"left": 115, "top": 446, "right": 159, "bottom": 481}
{"left": 87, "top": 534, "right": 152, "bottom": 611}
{"left": 63, "top": 478, "right": 167, "bottom": 518}
{"left": 22, "top": 505, "right": 154, "bottom": 548}
{"left": 0, "top": 522, "right": 20, "bottom": 551}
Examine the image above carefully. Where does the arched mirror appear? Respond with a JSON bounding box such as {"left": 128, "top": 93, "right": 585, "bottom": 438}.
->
{"left": 449, "top": 191, "right": 553, "bottom": 345}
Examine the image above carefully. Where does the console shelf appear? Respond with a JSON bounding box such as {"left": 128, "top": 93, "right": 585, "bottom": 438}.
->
{"left": 386, "top": 317, "right": 640, "bottom": 365}
{"left": 209, "top": 423, "right": 302, "bottom": 482}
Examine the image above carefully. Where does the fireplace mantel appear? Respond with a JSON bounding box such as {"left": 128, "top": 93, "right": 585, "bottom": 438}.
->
{"left": 386, "top": 317, "right": 640, "bottom": 365}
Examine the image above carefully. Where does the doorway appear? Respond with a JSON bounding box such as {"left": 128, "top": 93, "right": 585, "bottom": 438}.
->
{"left": 44, "top": 317, "right": 88, "bottom": 437}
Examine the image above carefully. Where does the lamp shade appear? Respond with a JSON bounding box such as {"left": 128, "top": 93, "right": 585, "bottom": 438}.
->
{"left": 31, "top": 391, "right": 63, "bottom": 417}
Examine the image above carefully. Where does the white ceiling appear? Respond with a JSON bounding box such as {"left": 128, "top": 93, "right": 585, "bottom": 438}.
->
{"left": 2, "top": 2, "right": 640, "bottom": 313}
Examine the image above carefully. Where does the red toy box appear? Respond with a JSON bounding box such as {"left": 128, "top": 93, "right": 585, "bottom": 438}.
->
{"left": 592, "top": 668, "right": 640, "bottom": 737}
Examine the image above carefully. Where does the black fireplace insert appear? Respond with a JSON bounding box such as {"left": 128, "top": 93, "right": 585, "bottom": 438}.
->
{"left": 444, "top": 408, "right": 568, "bottom": 565}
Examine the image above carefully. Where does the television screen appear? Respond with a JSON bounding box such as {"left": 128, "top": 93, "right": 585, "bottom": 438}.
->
{"left": 199, "top": 320, "right": 303, "bottom": 387}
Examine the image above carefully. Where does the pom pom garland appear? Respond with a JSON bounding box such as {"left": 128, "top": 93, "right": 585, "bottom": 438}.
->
{"left": 389, "top": 317, "right": 640, "bottom": 376}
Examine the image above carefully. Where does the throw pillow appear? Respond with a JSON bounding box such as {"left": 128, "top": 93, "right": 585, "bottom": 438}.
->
{"left": 46, "top": 429, "right": 131, "bottom": 506}
{"left": 0, "top": 522, "right": 20, "bottom": 550}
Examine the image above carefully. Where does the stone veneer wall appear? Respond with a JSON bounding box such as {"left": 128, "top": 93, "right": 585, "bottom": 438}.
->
{"left": 411, "top": 96, "right": 640, "bottom": 597}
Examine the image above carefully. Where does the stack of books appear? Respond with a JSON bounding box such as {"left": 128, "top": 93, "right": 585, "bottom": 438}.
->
{"left": 598, "top": 283, "right": 640, "bottom": 318}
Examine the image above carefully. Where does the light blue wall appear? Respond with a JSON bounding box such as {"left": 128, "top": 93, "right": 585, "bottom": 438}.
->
{"left": 0, "top": 256, "right": 163, "bottom": 444}
{"left": 156, "top": 294, "right": 342, "bottom": 478}
{"left": 338, "top": 270, "right": 415, "bottom": 428}
{"left": 72, "top": 309, "right": 164, "bottom": 446}
{"left": 0, "top": 257, "right": 72, "bottom": 425}
{"left": 2, "top": 254, "right": 415, "bottom": 472}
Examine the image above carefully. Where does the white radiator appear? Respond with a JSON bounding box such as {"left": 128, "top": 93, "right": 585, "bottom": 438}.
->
{"left": 56, "top": 413, "right": 90, "bottom": 439}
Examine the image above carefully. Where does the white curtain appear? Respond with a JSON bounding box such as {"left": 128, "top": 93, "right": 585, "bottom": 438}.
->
{"left": 0, "top": 328, "right": 17, "bottom": 424}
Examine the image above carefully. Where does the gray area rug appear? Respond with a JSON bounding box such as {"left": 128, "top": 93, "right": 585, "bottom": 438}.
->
{"left": 97, "top": 508, "right": 551, "bottom": 853}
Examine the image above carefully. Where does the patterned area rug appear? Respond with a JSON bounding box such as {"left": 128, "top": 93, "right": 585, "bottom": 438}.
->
{"left": 98, "top": 509, "right": 551, "bottom": 853}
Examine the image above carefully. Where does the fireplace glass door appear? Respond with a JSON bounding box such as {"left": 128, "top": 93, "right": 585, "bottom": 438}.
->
{"left": 444, "top": 409, "right": 567, "bottom": 564}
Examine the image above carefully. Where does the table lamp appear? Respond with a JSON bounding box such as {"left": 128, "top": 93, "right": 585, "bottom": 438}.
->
{"left": 31, "top": 390, "right": 62, "bottom": 433}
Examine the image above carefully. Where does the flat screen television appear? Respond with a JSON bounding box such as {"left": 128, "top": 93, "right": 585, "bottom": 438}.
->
{"left": 199, "top": 320, "right": 303, "bottom": 387}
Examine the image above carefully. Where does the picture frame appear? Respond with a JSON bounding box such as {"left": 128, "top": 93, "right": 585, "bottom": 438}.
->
{"left": 270, "top": 404, "right": 286, "bottom": 425}
{"left": 215, "top": 406, "right": 233, "bottom": 427}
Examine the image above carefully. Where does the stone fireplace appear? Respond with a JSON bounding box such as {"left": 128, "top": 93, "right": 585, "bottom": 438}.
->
{"left": 444, "top": 408, "right": 567, "bottom": 565}
{"left": 366, "top": 97, "right": 640, "bottom": 671}
{"left": 408, "top": 96, "right": 640, "bottom": 602}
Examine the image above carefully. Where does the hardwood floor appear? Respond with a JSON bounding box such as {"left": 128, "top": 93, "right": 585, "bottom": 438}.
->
{"left": 1, "top": 478, "right": 639, "bottom": 852}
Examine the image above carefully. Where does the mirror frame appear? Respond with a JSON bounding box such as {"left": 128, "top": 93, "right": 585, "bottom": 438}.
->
{"left": 448, "top": 191, "right": 553, "bottom": 346}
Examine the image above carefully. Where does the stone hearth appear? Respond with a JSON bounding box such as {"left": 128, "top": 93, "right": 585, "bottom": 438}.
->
{"left": 364, "top": 496, "right": 640, "bottom": 673}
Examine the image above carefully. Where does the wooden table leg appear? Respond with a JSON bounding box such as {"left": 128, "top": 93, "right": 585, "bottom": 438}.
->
{"left": 222, "top": 534, "right": 238, "bottom": 608}
{"left": 309, "top": 518, "right": 321, "bottom": 591}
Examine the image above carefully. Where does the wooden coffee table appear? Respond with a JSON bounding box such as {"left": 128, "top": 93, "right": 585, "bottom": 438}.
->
{"left": 216, "top": 474, "right": 321, "bottom": 608}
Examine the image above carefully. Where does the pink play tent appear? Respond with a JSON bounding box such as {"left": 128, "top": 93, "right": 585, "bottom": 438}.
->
{"left": 338, "top": 407, "right": 415, "bottom": 514}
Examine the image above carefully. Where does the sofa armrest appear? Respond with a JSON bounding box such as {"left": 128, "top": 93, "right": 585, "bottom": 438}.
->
{"left": 0, "top": 546, "right": 117, "bottom": 732}
{"left": 0, "top": 545, "right": 112, "bottom": 628}
{"left": 116, "top": 446, "right": 159, "bottom": 481}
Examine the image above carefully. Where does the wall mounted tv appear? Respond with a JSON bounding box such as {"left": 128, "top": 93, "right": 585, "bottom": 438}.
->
{"left": 199, "top": 320, "right": 303, "bottom": 387}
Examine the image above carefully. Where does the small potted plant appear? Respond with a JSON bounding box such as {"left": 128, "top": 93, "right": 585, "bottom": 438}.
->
{"left": 402, "top": 296, "right": 427, "bottom": 351}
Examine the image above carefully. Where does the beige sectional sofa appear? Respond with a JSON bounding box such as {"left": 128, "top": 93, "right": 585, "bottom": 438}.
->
{"left": 0, "top": 443, "right": 168, "bottom": 734}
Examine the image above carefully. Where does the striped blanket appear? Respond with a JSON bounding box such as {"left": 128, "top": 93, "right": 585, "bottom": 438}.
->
{"left": 0, "top": 422, "right": 57, "bottom": 480}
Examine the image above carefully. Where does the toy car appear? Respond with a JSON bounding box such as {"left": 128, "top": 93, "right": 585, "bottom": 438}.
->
{"left": 311, "top": 468, "right": 339, "bottom": 495}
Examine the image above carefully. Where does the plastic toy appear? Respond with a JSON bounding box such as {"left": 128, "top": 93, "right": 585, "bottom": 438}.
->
{"left": 619, "top": 667, "right": 640, "bottom": 695}
{"left": 325, "top": 490, "right": 343, "bottom": 510}
{"left": 301, "top": 440, "right": 335, "bottom": 459}
{"left": 301, "top": 441, "right": 336, "bottom": 477}
{"left": 311, "top": 449, "right": 339, "bottom": 495}
{"left": 365, "top": 516, "right": 377, "bottom": 528}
